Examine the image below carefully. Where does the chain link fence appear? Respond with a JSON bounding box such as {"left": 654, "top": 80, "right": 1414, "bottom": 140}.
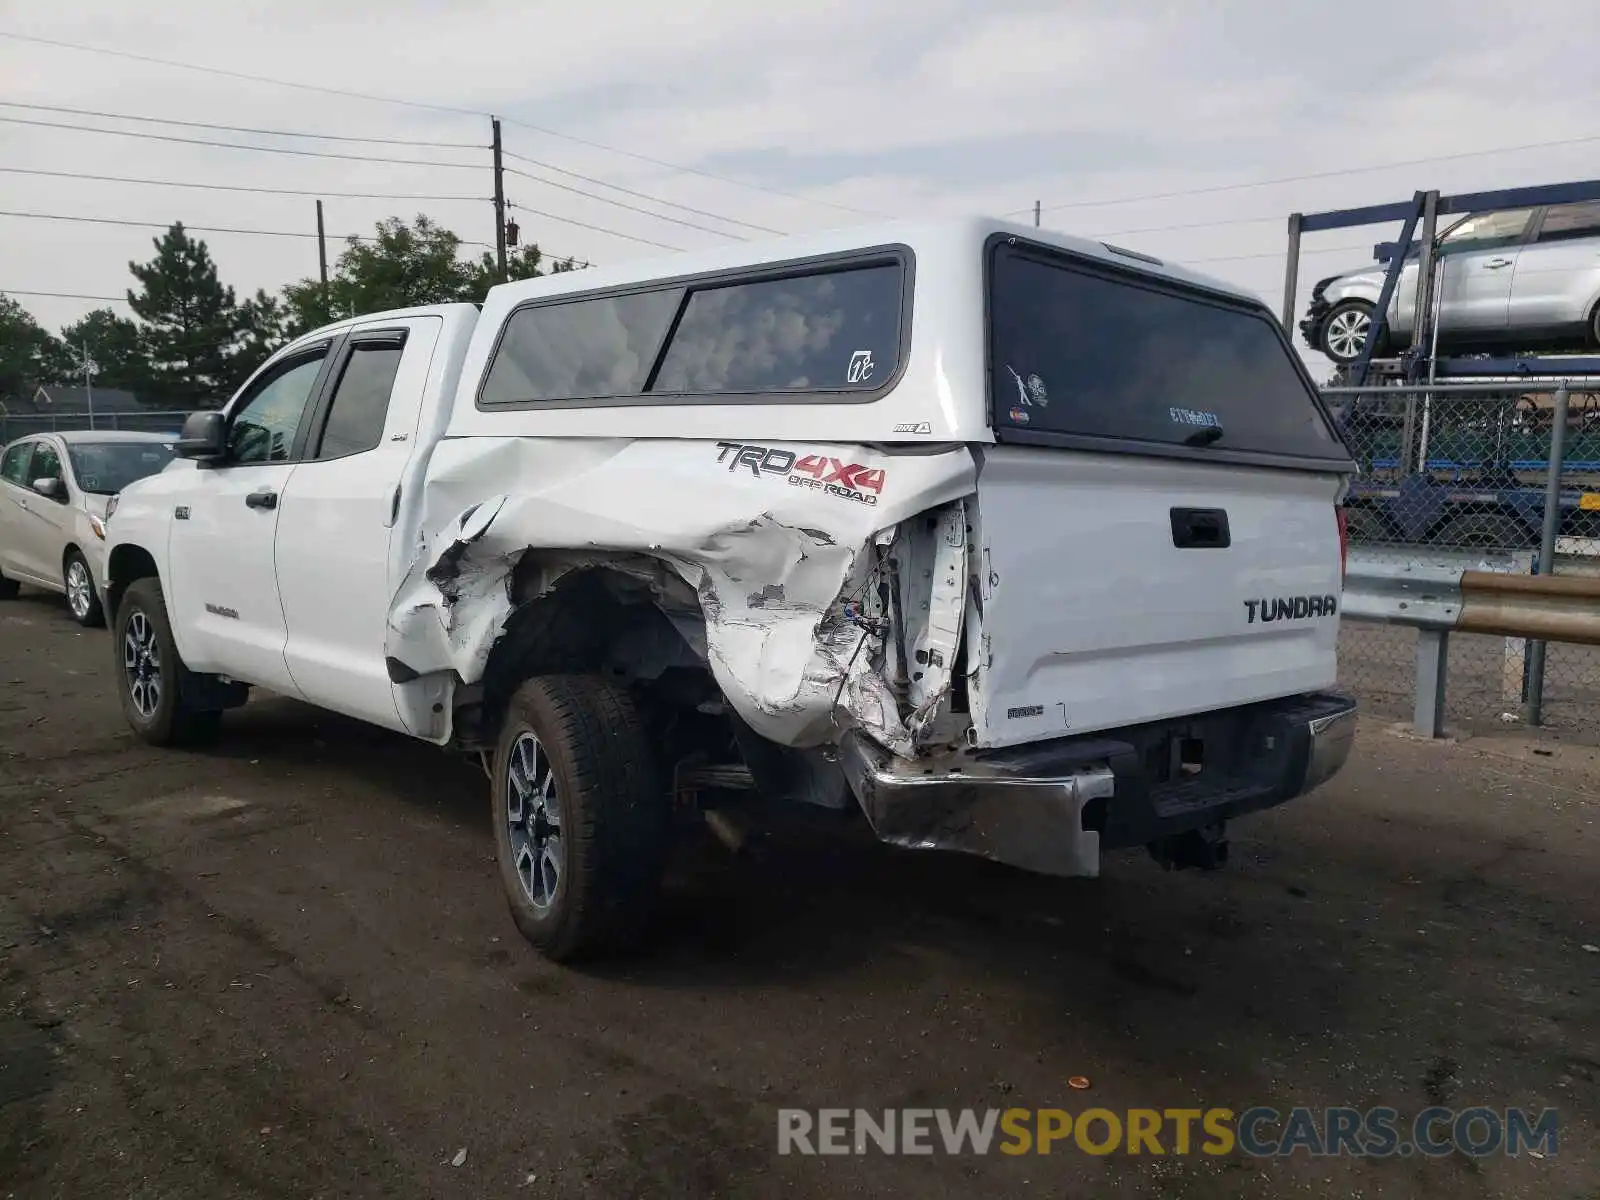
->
{"left": 1330, "top": 381, "right": 1600, "bottom": 738}
{"left": 0, "top": 411, "right": 188, "bottom": 443}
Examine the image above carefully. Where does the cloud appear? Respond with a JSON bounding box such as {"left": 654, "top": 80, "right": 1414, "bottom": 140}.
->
{"left": 1, "top": 0, "right": 1598, "bottom": 387}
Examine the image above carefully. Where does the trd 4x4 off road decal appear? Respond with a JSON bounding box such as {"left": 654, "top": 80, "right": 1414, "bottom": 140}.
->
{"left": 714, "top": 442, "right": 887, "bottom": 507}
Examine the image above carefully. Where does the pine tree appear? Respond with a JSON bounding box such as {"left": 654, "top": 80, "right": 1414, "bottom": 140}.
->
{"left": 127, "top": 223, "right": 241, "bottom": 408}
{"left": 0, "top": 294, "right": 68, "bottom": 406}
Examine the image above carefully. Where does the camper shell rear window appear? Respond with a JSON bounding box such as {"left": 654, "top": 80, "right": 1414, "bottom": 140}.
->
{"left": 987, "top": 237, "right": 1352, "bottom": 469}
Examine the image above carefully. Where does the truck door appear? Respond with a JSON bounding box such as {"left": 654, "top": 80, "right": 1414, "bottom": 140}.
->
{"left": 165, "top": 342, "right": 336, "bottom": 694}
{"left": 274, "top": 316, "right": 442, "bottom": 731}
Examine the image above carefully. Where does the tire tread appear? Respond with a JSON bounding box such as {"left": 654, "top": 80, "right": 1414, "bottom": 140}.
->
{"left": 497, "top": 675, "right": 667, "bottom": 961}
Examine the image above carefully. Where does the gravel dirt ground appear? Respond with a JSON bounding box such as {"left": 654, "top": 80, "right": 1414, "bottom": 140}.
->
{"left": 2, "top": 587, "right": 1597, "bottom": 1199}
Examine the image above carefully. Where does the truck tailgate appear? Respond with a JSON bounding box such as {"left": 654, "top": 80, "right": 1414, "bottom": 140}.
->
{"left": 966, "top": 447, "right": 1344, "bottom": 749}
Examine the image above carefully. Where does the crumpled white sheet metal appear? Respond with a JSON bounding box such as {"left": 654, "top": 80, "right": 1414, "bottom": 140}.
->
{"left": 386, "top": 437, "right": 976, "bottom": 753}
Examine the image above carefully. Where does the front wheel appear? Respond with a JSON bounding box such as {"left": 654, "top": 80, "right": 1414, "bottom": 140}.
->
{"left": 113, "top": 577, "right": 221, "bottom": 745}
{"left": 64, "top": 550, "right": 104, "bottom": 627}
{"left": 491, "top": 675, "right": 668, "bottom": 962}
{"left": 0, "top": 571, "right": 17, "bottom": 600}
{"left": 1320, "top": 300, "right": 1382, "bottom": 365}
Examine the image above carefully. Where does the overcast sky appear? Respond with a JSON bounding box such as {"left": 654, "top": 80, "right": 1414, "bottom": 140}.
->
{"left": 3, "top": 0, "right": 1598, "bottom": 378}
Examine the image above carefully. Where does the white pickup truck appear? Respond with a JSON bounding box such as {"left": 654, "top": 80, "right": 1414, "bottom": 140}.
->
{"left": 101, "top": 218, "right": 1358, "bottom": 960}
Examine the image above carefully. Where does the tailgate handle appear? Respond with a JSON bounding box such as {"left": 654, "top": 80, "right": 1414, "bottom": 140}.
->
{"left": 1170, "top": 507, "right": 1231, "bottom": 549}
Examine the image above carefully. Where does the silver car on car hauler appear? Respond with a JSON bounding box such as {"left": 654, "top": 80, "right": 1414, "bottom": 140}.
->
{"left": 1301, "top": 199, "right": 1600, "bottom": 365}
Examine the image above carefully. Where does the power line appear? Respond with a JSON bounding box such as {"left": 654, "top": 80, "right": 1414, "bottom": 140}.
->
{"left": 502, "top": 148, "right": 781, "bottom": 234}
{"left": 0, "top": 165, "right": 486, "bottom": 203}
{"left": 0, "top": 30, "right": 483, "bottom": 118}
{"left": 0, "top": 114, "right": 483, "bottom": 170}
{"left": 0, "top": 99, "right": 481, "bottom": 149}
{"left": 508, "top": 201, "right": 683, "bottom": 252}
{"left": 3, "top": 288, "right": 129, "bottom": 303}
{"left": 1022, "top": 131, "right": 1600, "bottom": 216}
{"left": 503, "top": 164, "right": 744, "bottom": 240}
{"left": 0, "top": 29, "right": 873, "bottom": 218}
{"left": 1087, "top": 213, "right": 1285, "bottom": 238}
{"left": 1187, "top": 244, "right": 1370, "bottom": 265}
{"left": 499, "top": 116, "right": 879, "bottom": 218}
{"left": 0, "top": 207, "right": 496, "bottom": 248}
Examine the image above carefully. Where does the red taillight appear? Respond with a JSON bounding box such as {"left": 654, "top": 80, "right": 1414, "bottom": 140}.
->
{"left": 1335, "top": 506, "right": 1349, "bottom": 580}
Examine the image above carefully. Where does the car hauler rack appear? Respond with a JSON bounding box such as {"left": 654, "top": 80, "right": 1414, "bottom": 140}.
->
{"left": 1283, "top": 180, "right": 1600, "bottom": 554}
{"left": 1283, "top": 178, "right": 1600, "bottom": 387}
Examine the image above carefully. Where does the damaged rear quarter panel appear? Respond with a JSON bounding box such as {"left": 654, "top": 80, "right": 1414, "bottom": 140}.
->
{"left": 387, "top": 436, "right": 977, "bottom": 751}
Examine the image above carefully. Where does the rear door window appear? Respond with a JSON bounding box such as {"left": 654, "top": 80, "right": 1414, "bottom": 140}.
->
{"left": 1, "top": 441, "right": 34, "bottom": 486}
{"left": 988, "top": 242, "right": 1346, "bottom": 462}
{"left": 479, "top": 258, "right": 905, "bottom": 406}
{"left": 651, "top": 264, "right": 902, "bottom": 395}
{"left": 314, "top": 338, "right": 405, "bottom": 459}
{"left": 1534, "top": 201, "right": 1600, "bottom": 243}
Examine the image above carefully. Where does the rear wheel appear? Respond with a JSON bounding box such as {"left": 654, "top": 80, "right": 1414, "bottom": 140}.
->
{"left": 1320, "top": 300, "right": 1381, "bottom": 365}
{"left": 0, "top": 572, "right": 17, "bottom": 600}
{"left": 64, "top": 550, "right": 104, "bottom": 628}
{"left": 113, "top": 577, "right": 221, "bottom": 745}
{"left": 491, "top": 675, "right": 668, "bottom": 962}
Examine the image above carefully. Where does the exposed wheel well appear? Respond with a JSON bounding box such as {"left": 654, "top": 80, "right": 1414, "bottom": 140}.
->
{"left": 105, "top": 544, "right": 159, "bottom": 622}
{"left": 465, "top": 564, "right": 712, "bottom": 750}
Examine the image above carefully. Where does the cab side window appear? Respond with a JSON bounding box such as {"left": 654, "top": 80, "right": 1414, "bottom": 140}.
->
{"left": 0, "top": 442, "right": 33, "bottom": 486}
{"left": 228, "top": 350, "right": 329, "bottom": 465}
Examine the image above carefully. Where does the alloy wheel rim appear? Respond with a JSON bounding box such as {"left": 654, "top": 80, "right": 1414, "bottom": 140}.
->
{"left": 122, "top": 609, "right": 162, "bottom": 719}
{"left": 1326, "top": 309, "right": 1370, "bottom": 360}
{"left": 66, "top": 560, "right": 92, "bottom": 618}
{"left": 506, "top": 731, "right": 565, "bottom": 913}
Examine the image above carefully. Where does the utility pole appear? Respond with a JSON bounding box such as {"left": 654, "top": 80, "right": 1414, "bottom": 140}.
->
{"left": 491, "top": 117, "right": 507, "bottom": 281}
{"left": 70, "top": 338, "right": 98, "bottom": 430}
{"left": 1034, "top": 200, "right": 1041, "bottom": 228}
{"left": 316, "top": 199, "right": 329, "bottom": 288}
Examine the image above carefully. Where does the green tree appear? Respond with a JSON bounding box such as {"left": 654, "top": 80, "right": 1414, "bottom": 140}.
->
{"left": 0, "top": 294, "right": 68, "bottom": 407}
{"left": 128, "top": 223, "right": 241, "bottom": 408}
{"left": 461, "top": 243, "right": 580, "bottom": 301}
{"left": 282, "top": 215, "right": 582, "bottom": 335}
{"left": 58, "top": 308, "right": 152, "bottom": 399}
{"left": 230, "top": 289, "right": 289, "bottom": 390}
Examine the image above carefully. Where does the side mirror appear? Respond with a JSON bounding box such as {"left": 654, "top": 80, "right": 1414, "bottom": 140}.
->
{"left": 30, "top": 477, "right": 64, "bottom": 501}
{"left": 175, "top": 410, "right": 228, "bottom": 462}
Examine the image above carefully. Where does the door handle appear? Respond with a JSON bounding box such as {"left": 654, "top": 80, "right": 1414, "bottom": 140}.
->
{"left": 245, "top": 490, "right": 278, "bottom": 510}
{"left": 1483, "top": 257, "right": 1512, "bottom": 269}
{"left": 1170, "top": 507, "right": 1231, "bottom": 549}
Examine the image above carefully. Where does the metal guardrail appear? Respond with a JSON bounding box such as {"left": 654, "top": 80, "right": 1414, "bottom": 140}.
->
{"left": 1342, "top": 547, "right": 1600, "bottom": 736}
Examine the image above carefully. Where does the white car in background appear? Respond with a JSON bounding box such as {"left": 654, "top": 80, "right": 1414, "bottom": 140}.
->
{"left": 0, "top": 430, "right": 177, "bottom": 626}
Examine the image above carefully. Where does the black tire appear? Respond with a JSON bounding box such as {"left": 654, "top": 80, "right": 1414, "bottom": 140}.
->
{"left": 0, "top": 571, "right": 17, "bottom": 600}
{"left": 491, "top": 675, "right": 668, "bottom": 962}
{"left": 1428, "top": 512, "right": 1520, "bottom": 551}
{"left": 113, "top": 577, "right": 222, "bottom": 746}
{"left": 63, "top": 549, "right": 104, "bottom": 628}
{"left": 1341, "top": 506, "right": 1394, "bottom": 547}
{"left": 1320, "top": 299, "right": 1384, "bottom": 365}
